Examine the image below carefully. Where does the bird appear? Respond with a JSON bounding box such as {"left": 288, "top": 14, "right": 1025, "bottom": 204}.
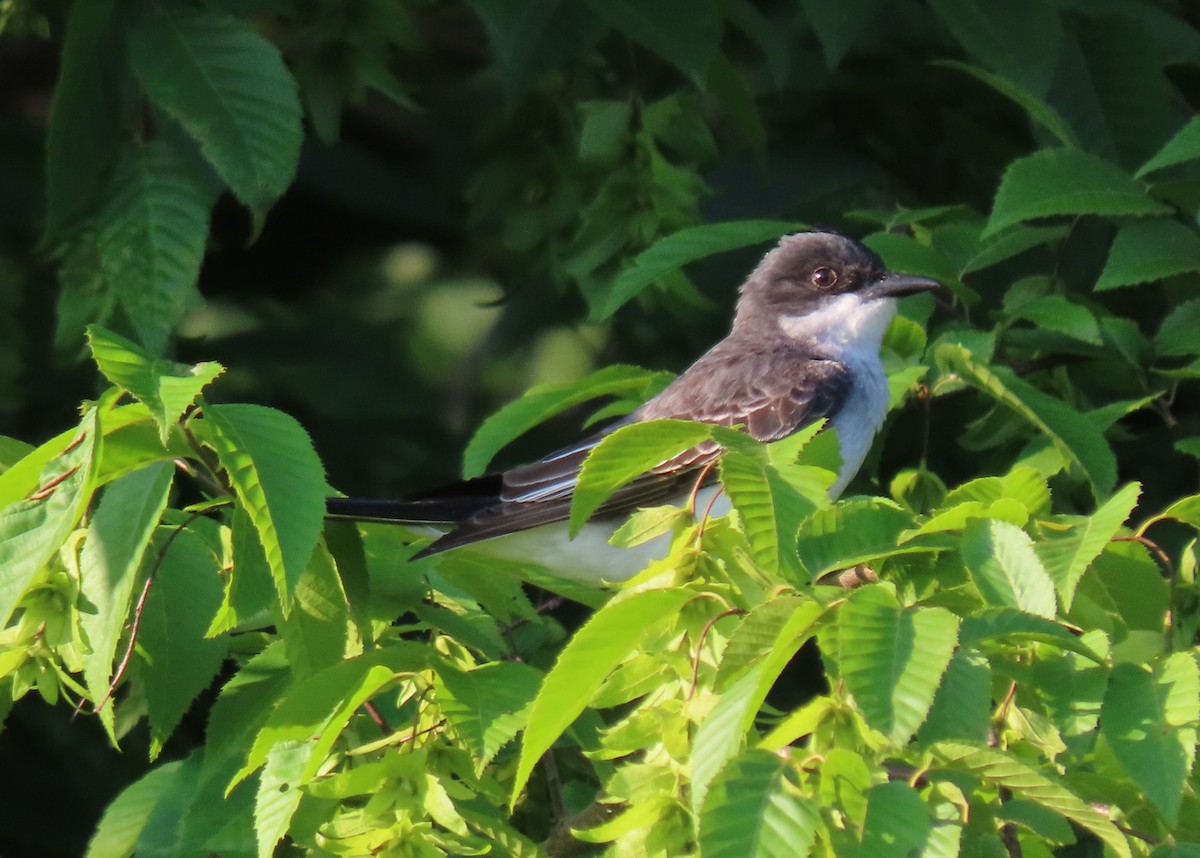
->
{"left": 326, "top": 231, "right": 939, "bottom": 583}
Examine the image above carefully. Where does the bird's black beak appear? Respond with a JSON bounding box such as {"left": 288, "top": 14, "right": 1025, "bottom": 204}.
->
{"left": 866, "top": 272, "right": 941, "bottom": 299}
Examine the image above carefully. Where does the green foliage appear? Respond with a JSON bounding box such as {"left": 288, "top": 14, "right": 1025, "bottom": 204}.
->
{"left": 3, "top": 1, "right": 1200, "bottom": 856}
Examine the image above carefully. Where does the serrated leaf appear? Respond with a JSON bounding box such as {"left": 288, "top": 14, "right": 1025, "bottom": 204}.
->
{"left": 835, "top": 586, "right": 959, "bottom": 744}
{"left": 462, "top": 365, "right": 672, "bottom": 479}
{"left": 795, "top": 498, "right": 917, "bottom": 579}
{"left": 918, "top": 649, "right": 992, "bottom": 746}
{"left": 715, "top": 596, "right": 809, "bottom": 690}
{"left": 1156, "top": 299, "right": 1200, "bottom": 358}
{"left": 985, "top": 149, "right": 1169, "bottom": 237}
{"left": 255, "top": 740, "right": 307, "bottom": 858}
{"left": 1137, "top": 116, "right": 1200, "bottom": 177}
{"left": 435, "top": 661, "right": 541, "bottom": 772}
{"left": 692, "top": 600, "right": 826, "bottom": 814}
{"left": 596, "top": 220, "right": 801, "bottom": 318}
{"left": 88, "top": 325, "right": 223, "bottom": 444}
{"left": 1158, "top": 494, "right": 1200, "bottom": 529}
{"left": 720, "top": 449, "right": 817, "bottom": 579}
{"left": 932, "top": 742, "right": 1131, "bottom": 858}
{"left": 1008, "top": 295, "right": 1101, "bottom": 345}
{"left": 570, "top": 418, "right": 714, "bottom": 536}
{"left": 960, "top": 224, "right": 1068, "bottom": 275}
{"left": 278, "top": 543, "right": 353, "bottom": 677}
{"left": 1101, "top": 656, "right": 1199, "bottom": 827}
{"left": 960, "top": 607, "right": 1103, "bottom": 662}
{"left": 926, "top": 0, "right": 1059, "bottom": 96}
{"left": 936, "top": 61, "right": 1076, "bottom": 147}
{"left": 1035, "top": 482, "right": 1140, "bottom": 610}
{"left": 232, "top": 644, "right": 427, "bottom": 789}
{"left": 961, "top": 519, "right": 1056, "bottom": 617}
{"left": 698, "top": 749, "right": 820, "bottom": 858}
{"left": 1096, "top": 219, "right": 1200, "bottom": 291}
{"left": 79, "top": 462, "right": 173, "bottom": 743}
{"left": 798, "top": 0, "right": 888, "bottom": 68}
{"left": 93, "top": 142, "right": 215, "bottom": 355}
{"left": 583, "top": 0, "right": 721, "bottom": 88}
{"left": 937, "top": 345, "right": 1116, "bottom": 497}
{"left": 197, "top": 404, "right": 326, "bottom": 608}
{"left": 128, "top": 8, "right": 301, "bottom": 221}
{"left": 859, "top": 781, "right": 930, "bottom": 857}
{"left": 513, "top": 587, "right": 693, "bottom": 806}
{"left": 138, "top": 526, "right": 229, "bottom": 756}
{"left": 0, "top": 410, "right": 98, "bottom": 628}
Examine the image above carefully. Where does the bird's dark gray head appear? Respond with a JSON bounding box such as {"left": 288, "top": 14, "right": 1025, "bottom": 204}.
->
{"left": 732, "top": 232, "right": 938, "bottom": 340}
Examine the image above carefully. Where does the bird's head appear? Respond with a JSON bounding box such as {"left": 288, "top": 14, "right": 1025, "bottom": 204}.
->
{"left": 733, "top": 231, "right": 939, "bottom": 353}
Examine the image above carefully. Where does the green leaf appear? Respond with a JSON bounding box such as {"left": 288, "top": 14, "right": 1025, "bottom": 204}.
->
{"left": 1096, "top": 219, "right": 1200, "bottom": 291}
{"left": 92, "top": 142, "right": 215, "bottom": 355}
{"left": 917, "top": 649, "right": 991, "bottom": 746}
{"left": 719, "top": 448, "right": 818, "bottom": 579}
{"left": 435, "top": 661, "right": 542, "bottom": 772}
{"left": 859, "top": 782, "right": 930, "bottom": 857}
{"left": 1007, "top": 295, "right": 1101, "bottom": 345}
{"left": 937, "top": 345, "right": 1117, "bottom": 497}
{"left": 692, "top": 601, "right": 826, "bottom": 813}
{"left": 698, "top": 749, "right": 820, "bottom": 858}
{"left": 798, "top": 0, "right": 888, "bottom": 68}
{"left": 577, "top": 100, "right": 633, "bottom": 164}
{"left": 1035, "top": 482, "right": 1140, "bottom": 610}
{"left": 138, "top": 526, "right": 229, "bottom": 756}
{"left": 128, "top": 8, "right": 302, "bottom": 221}
{"left": 583, "top": 0, "right": 721, "bottom": 88}
{"left": 512, "top": 587, "right": 693, "bottom": 806}
{"left": 79, "top": 462, "right": 173, "bottom": 743}
{"left": 936, "top": 61, "right": 1076, "bottom": 147}
{"left": 232, "top": 644, "right": 427, "bottom": 788}
{"left": 277, "top": 543, "right": 354, "bottom": 678}
{"left": 960, "top": 224, "right": 1068, "bottom": 276}
{"left": 88, "top": 325, "right": 223, "bottom": 444}
{"left": 197, "top": 404, "right": 326, "bottom": 608}
{"left": 570, "top": 419, "right": 714, "bottom": 536}
{"left": 44, "top": 0, "right": 136, "bottom": 240}
{"left": 932, "top": 742, "right": 1131, "bottom": 858}
{"left": 596, "top": 220, "right": 802, "bottom": 318}
{"left": 716, "top": 595, "right": 810, "bottom": 690}
{"left": 466, "top": 0, "right": 604, "bottom": 97}
{"left": 985, "top": 149, "right": 1169, "bottom": 237}
{"left": 960, "top": 519, "right": 1056, "bottom": 617}
{"left": 462, "top": 365, "right": 672, "bottom": 479}
{"left": 796, "top": 498, "right": 917, "bottom": 579}
{"left": 85, "top": 761, "right": 183, "bottom": 858}
{"left": 254, "top": 740, "right": 307, "bottom": 858}
{"left": 835, "top": 586, "right": 959, "bottom": 744}
{"left": 1158, "top": 494, "right": 1200, "bottom": 530}
{"left": 926, "top": 0, "right": 1059, "bottom": 96}
{"left": 0, "top": 410, "right": 98, "bottom": 627}
{"left": 1156, "top": 299, "right": 1200, "bottom": 358}
{"left": 1137, "top": 116, "right": 1200, "bottom": 176}
{"left": 1101, "top": 655, "right": 1200, "bottom": 827}
{"left": 959, "top": 607, "right": 1103, "bottom": 662}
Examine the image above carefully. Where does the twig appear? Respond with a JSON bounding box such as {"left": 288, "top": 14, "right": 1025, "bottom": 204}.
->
{"left": 362, "top": 700, "right": 393, "bottom": 735}
{"left": 688, "top": 608, "right": 745, "bottom": 700}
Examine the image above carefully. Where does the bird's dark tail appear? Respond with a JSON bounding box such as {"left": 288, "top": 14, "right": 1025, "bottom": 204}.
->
{"left": 325, "top": 495, "right": 491, "bottom": 525}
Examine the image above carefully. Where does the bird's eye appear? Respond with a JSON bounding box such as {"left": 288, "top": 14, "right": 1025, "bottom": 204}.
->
{"left": 811, "top": 267, "right": 837, "bottom": 289}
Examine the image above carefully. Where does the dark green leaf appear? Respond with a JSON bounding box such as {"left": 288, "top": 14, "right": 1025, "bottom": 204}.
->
{"left": 138, "top": 527, "right": 229, "bottom": 756}
{"left": 835, "top": 586, "right": 958, "bottom": 743}
{"left": 129, "top": 8, "right": 302, "bottom": 222}
{"left": 959, "top": 607, "right": 1103, "bottom": 662}
{"left": 859, "top": 782, "right": 930, "bottom": 857}
{"left": 583, "top": 0, "right": 721, "bottom": 88}
{"left": 985, "top": 149, "right": 1169, "bottom": 237}
{"left": 1096, "top": 219, "right": 1200, "bottom": 291}
{"left": 44, "top": 0, "right": 136, "bottom": 240}
{"left": 596, "top": 220, "right": 802, "bottom": 319}
{"left": 467, "top": 0, "right": 605, "bottom": 96}
{"left": 1156, "top": 299, "right": 1200, "bottom": 358}
{"left": 197, "top": 404, "right": 326, "bottom": 608}
{"left": 917, "top": 649, "right": 991, "bottom": 746}
{"left": 1138, "top": 116, "right": 1200, "bottom": 177}
{"left": 1007, "top": 295, "right": 1101, "bottom": 345}
{"left": 926, "top": 0, "right": 1060, "bottom": 95}
{"left": 577, "top": 100, "right": 633, "bottom": 164}
{"left": 798, "top": 0, "right": 889, "bottom": 68}
{"left": 699, "top": 750, "right": 820, "bottom": 858}
{"left": 936, "top": 61, "right": 1076, "bottom": 146}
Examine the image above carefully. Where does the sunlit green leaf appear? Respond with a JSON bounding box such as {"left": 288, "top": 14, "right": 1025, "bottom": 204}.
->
{"left": 917, "top": 649, "right": 991, "bottom": 746}
{"left": 1137, "top": 116, "right": 1200, "bottom": 176}
{"left": 435, "top": 661, "right": 541, "bottom": 772}
{"left": 85, "top": 761, "right": 183, "bottom": 858}
{"left": 796, "top": 498, "right": 917, "bottom": 578}
{"left": 835, "top": 586, "right": 958, "bottom": 743}
{"left": 961, "top": 519, "right": 1056, "bottom": 617}
{"left": 1036, "top": 483, "right": 1140, "bottom": 610}
{"left": 277, "top": 543, "right": 354, "bottom": 678}
{"left": 254, "top": 740, "right": 307, "bottom": 858}
{"left": 699, "top": 749, "right": 820, "bottom": 858}
{"left": 859, "top": 781, "right": 930, "bottom": 857}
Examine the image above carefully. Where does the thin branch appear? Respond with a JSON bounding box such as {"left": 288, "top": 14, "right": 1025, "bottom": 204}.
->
{"left": 688, "top": 608, "right": 745, "bottom": 700}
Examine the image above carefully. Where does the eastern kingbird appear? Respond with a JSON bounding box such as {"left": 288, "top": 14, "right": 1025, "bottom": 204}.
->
{"left": 326, "top": 231, "right": 938, "bottom": 582}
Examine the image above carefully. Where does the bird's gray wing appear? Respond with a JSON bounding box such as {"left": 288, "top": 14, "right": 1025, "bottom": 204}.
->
{"left": 417, "top": 344, "right": 850, "bottom": 556}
